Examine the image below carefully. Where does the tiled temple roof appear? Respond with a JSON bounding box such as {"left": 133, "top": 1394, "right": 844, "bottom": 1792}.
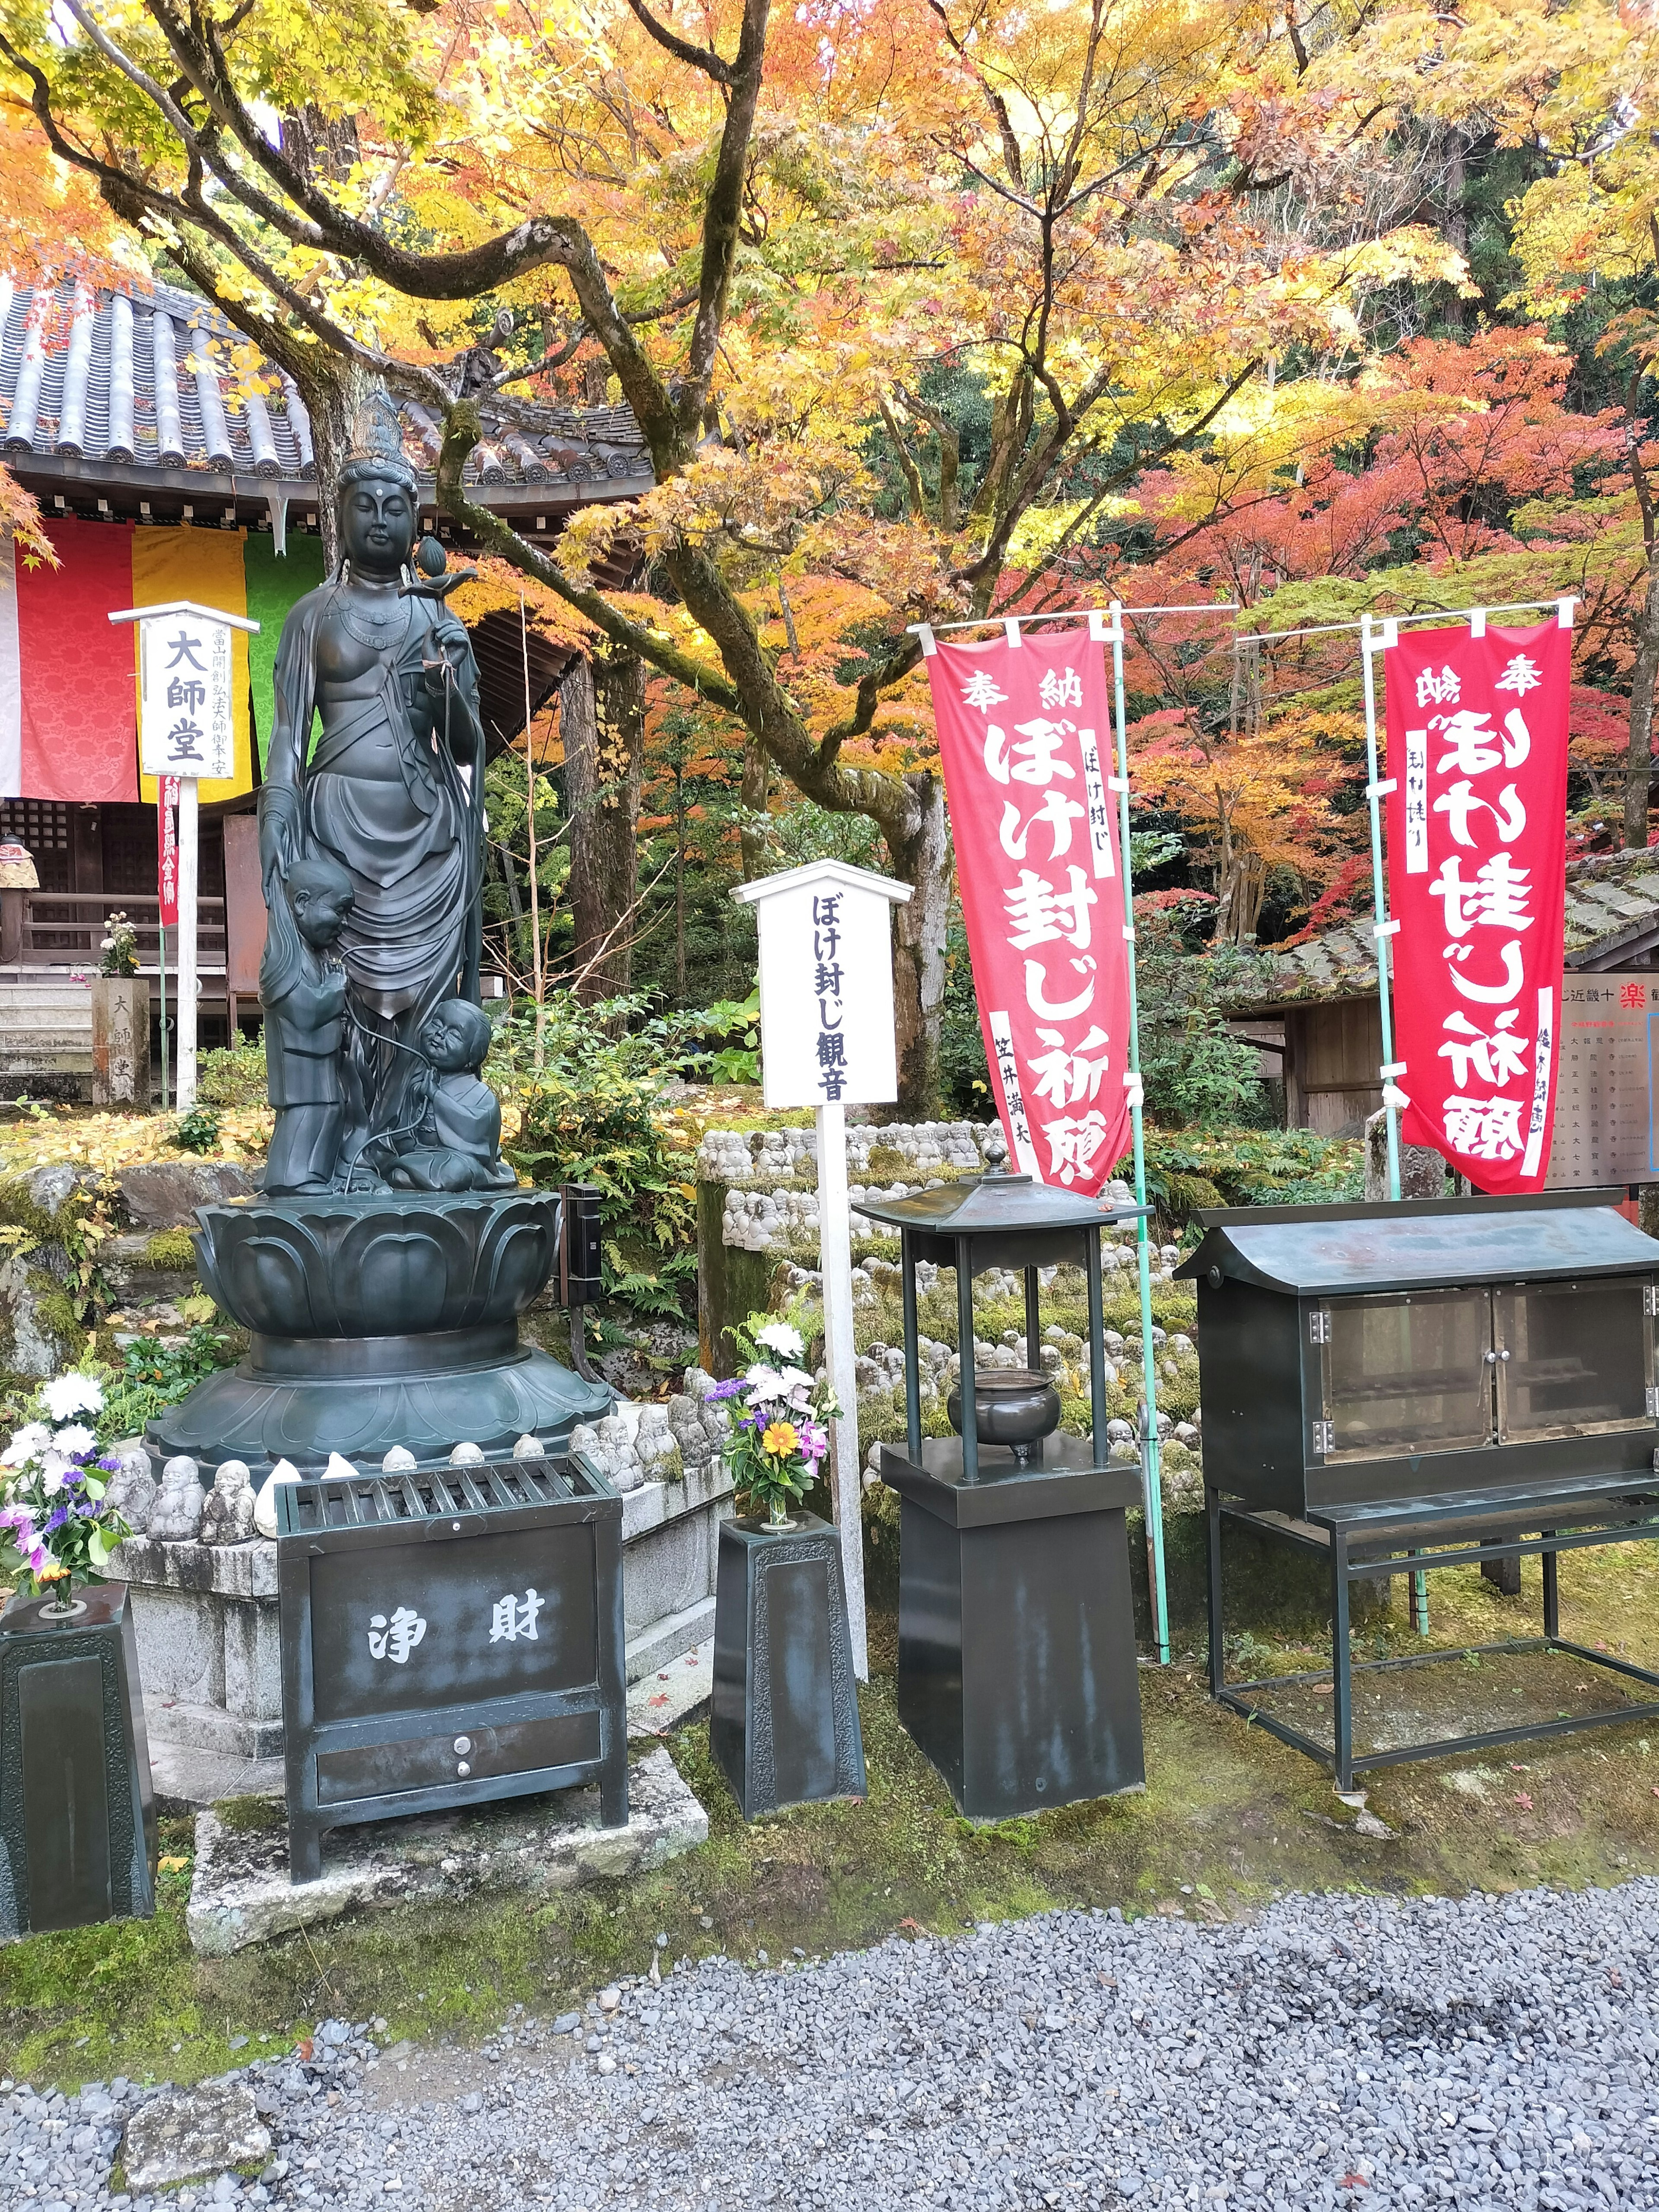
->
{"left": 1228, "top": 849, "right": 1659, "bottom": 1011}
{"left": 0, "top": 278, "right": 652, "bottom": 507}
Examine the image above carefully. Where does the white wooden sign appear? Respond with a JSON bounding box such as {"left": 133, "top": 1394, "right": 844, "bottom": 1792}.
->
{"left": 741, "top": 861, "right": 904, "bottom": 1111}
{"left": 134, "top": 604, "right": 238, "bottom": 780}
{"left": 110, "top": 598, "right": 260, "bottom": 1108}
{"left": 733, "top": 859, "right": 913, "bottom": 1681}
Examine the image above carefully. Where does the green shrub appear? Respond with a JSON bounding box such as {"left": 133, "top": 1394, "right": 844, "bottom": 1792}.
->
{"left": 196, "top": 1035, "right": 269, "bottom": 1109}
{"left": 172, "top": 1108, "right": 222, "bottom": 1156}
{"left": 98, "top": 1325, "right": 235, "bottom": 1444}
{"left": 502, "top": 993, "right": 701, "bottom": 1319}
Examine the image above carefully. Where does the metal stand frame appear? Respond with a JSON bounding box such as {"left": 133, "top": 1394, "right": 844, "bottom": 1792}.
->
{"left": 1206, "top": 1481, "right": 1659, "bottom": 1791}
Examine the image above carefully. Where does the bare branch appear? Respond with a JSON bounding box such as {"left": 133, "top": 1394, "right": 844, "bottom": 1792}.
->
{"left": 621, "top": 0, "right": 733, "bottom": 84}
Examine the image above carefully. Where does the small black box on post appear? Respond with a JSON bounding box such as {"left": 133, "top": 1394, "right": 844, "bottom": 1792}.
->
{"left": 0, "top": 1584, "right": 157, "bottom": 1937}
{"left": 711, "top": 1513, "right": 866, "bottom": 1819}
{"left": 277, "top": 1452, "right": 626, "bottom": 1883}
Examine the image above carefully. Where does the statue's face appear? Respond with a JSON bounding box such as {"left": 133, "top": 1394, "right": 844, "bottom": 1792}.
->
{"left": 339, "top": 474, "right": 416, "bottom": 576}
{"left": 420, "top": 1005, "right": 476, "bottom": 1072}
{"left": 294, "top": 883, "right": 353, "bottom": 946}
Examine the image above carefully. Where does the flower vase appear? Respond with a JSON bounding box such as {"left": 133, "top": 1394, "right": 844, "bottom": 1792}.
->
{"left": 766, "top": 1494, "right": 797, "bottom": 1532}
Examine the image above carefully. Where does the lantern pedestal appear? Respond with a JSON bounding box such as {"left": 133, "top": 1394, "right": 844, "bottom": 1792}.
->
{"left": 0, "top": 1583, "right": 158, "bottom": 1936}
{"left": 710, "top": 1513, "right": 866, "bottom": 1820}
{"left": 880, "top": 1438, "right": 1145, "bottom": 1821}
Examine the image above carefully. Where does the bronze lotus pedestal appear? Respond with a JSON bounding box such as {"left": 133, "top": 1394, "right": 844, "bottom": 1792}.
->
{"left": 855, "top": 1165, "right": 1148, "bottom": 1821}
{"left": 147, "top": 1186, "right": 610, "bottom": 1476}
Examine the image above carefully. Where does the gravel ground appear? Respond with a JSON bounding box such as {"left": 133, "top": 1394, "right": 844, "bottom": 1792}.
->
{"left": 6, "top": 1879, "right": 1659, "bottom": 2212}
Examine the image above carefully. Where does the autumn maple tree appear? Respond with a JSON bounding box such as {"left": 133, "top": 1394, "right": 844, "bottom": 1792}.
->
{"left": 0, "top": 0, "right": 1494, "bottom": 1101}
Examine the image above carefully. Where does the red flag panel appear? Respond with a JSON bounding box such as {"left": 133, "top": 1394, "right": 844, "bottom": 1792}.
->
{"left": 1384, "top": 617, "right": 1570, "bottom": 1193}
{"left": 924, "top": 626, "right": 1132, "bottom": 1195}
{"left": 16, "top": 517, "right": 138, "bottom": 802}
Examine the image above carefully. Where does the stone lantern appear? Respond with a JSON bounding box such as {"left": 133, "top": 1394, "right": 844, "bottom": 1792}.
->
{"left": 852, "top": 1152, "right": 1148, "bottom": 1819}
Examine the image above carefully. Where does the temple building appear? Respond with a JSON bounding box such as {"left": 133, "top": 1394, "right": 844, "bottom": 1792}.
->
{"left": 0, "top": 276, "right": 648, "bottom": 1094}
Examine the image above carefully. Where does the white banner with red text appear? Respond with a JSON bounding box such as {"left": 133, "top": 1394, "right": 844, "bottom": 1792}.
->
{"left": 923, "top": 625, "right": 1133, "bottom": 1195}
{"left": 1384, "top": 615, "right": 1571, "bottom": 1192}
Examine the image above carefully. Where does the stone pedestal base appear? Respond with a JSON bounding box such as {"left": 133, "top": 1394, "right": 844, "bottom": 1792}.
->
{"left": 881, "top": 1439, "right": 1146, "bottom": 1821}
{"left": 711, "top": 1513, "right": 865, "bottom": 1820}
{"left": 115, "top": 1446, "right": 736, "bottom": 1802}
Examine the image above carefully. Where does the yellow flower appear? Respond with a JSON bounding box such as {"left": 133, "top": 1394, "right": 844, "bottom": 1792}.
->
{"left": 760, "top": 1421, "right": 798, "bottom": 1459}
{"left": 36, "top": 1561, "right": 67, "bottom": 1582}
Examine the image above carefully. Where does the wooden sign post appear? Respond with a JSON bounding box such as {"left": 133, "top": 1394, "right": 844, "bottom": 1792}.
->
{"left": 732, "top": 859, "right": 912, "bottom": 1681}
{"left": 109, "top": 599, "right": 259, "bottom": 1111}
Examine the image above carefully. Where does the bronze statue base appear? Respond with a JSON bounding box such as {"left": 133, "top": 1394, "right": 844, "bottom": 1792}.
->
{"left": 147, "top": 1188, "right": 611, "bottom": 1477}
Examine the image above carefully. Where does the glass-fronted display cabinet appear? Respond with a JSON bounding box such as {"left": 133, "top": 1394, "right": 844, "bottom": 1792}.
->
{"left": 1178, "top": 1195, "right": 1659, "bottom": 1513}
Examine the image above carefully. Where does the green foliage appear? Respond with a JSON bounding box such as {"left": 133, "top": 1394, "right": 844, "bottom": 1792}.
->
{"left": 142, "top": 1228, "right": 198, "bottom": 1274}
{"left": 1142, "top": 1127, "right": 1364, "bottom": 1227}
{"left": 197, "top": 1036, "right": 269, "bottom": 1109}
{"left": 939, "top": 902, "right": 992, "bottom": 1119}
{"left": 1134, "top": 906, "right": 1277, "bottom": 1129}
{"left": 502, "top": 993, "right": 700, "bottom": 1319}
{"left": 98, "top": 1326, "right": 235, "bottom": 1445}
{"left": 700, "top": 988, "right": 761, "bottom": 1084}
{"left": 172, "top": 1108, "right": 222, "bottom": 1156}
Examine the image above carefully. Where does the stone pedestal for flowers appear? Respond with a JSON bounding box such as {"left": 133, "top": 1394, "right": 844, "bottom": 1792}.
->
{"left": 0, "top": 1582, "right": 157, "bottom": 1935}
{"left": 710, "top": 1511, "right": 865, "bottom": 1820}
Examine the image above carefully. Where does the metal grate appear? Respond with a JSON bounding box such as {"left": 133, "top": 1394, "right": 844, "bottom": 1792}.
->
{"left": 276, "top": 1455, "right": 606, "bottom": 1535}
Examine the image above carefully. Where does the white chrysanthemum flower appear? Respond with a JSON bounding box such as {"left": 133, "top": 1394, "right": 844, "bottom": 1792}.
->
{"left": 756, "top": 1321, "right": 804, "bottom": 1361}
{"left": 41, "top": 1452, "right": 69, "bottom": 1495}
{"left": 42, "top": 1373, "right": 104, "bottom": 1421}
{"left": 53, "top": 1423, "right": 98, "bottom": 1457}
{"left": 744, "top": 1363, "right": 790, "bottom": 1403}
{"left": 2, "top": 1422, "right": 51, "bottom": 1467}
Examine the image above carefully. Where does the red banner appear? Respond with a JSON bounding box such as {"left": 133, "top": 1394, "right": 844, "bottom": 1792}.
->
{"left": 1384, "top": 616, "right": 1571, "bottom": 1192}
{"left": 158, "top": 775, "right": 179, "bottom": 927}
{"left": 924, "top": 624, "right": 1133, "bottom": 1193}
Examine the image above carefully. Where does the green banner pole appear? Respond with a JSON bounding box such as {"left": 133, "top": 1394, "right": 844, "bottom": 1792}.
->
{"left": 1106, "top": 604, "right": 1169, "bottom": 1665}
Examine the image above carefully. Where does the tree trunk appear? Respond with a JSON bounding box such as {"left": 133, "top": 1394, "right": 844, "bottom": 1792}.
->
{"left": 886, "top": 771, "right": 951, "bottom": 1118}
{"left": 1626, "top": 551, "right": 1659, "bottom": 850}
{"left": 291, "top": 356, "right": 387, "bottom": 575}
{"left": 561, "top": 645, "right": 645, "bottom": 1000}
{"left": 739, "top": 734, "right": 770, "bottom": 880}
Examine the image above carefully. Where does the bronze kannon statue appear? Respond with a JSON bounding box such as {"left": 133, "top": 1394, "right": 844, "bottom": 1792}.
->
{"left": 257, "top": 432, "right": 491, "bottom": 1194}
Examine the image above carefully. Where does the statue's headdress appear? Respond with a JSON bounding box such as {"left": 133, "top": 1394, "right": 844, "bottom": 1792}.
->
{"left": 336, "top": 388, "right": 419, "bottom": 501}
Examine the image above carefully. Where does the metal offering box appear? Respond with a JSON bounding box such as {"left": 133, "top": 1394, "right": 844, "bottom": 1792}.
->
{"left": 1178, "top": 1190, "right": 1659, "bottom": 1515}
{"left": 276, "top": 1452, "right": 626, "bottom": 1882}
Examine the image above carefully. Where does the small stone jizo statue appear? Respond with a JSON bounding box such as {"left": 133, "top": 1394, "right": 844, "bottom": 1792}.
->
{"left": 200, "top": 1459, "right": 257, "bottom": 1546}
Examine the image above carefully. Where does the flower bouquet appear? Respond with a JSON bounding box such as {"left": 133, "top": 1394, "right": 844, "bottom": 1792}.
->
{"left": 0, "top": 1371, "right": 133, "bottom": 1605}
{"left": 99, "top": 911, "right": 139, "bottom": 979}
{"left": 710, "top": 1314, "right": 840, "bottom": 1530}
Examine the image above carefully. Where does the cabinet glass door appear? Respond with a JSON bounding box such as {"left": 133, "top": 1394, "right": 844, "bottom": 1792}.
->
{"left": 1321, "top": 1290, "right": 1494, "bottom": 1461}
{"left": 1494, "top": 1280, "right": 1654, "bottom": 1440}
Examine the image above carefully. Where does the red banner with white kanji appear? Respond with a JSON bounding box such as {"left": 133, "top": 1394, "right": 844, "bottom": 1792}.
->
{"left": 924, "top": 625, "right": 1133, "bottom": 1193}
{"left": 1384, "top": 617, "right": 1571, "bottom": 1192}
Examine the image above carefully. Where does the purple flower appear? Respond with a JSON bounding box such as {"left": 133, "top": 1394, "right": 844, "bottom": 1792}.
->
{"left": 96, "top": 1455, "right": 121, "bottom": 1473}
{"left": 798, "top": 1420, "right": 830, "bottom": 1461}
{"left": 43, "top": 1505, "right": 69, "bottom": 1535}
{"left": 76, "top": 1498, "right": 101, "bottom": 1518}
{"left": 705, "top": 1378, "right": 747, "bottom": 1401}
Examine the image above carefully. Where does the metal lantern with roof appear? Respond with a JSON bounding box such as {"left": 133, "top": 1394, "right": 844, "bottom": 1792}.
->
{"left": 853, "top": 1150, "right": 1149, "bottom": 1820}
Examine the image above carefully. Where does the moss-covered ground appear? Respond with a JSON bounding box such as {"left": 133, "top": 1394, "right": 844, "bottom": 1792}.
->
{"left": 5, "top": 1537, "right": 1659, "bottom": 2096}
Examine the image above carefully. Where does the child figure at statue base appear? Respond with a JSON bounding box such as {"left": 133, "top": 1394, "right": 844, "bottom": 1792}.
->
{"left": 262, "top": 854, "right": 358, "bottom": 1196}
{"left": 385, "top": 998, "right": 518, "bottom": 1193}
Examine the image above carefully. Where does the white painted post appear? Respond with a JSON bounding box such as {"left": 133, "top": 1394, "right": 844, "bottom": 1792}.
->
{"left": 732, "top": 859, "right": 912, "bottom": 1685}
{"left": 108, "top": 598, "right": 260, "bottom": 1118}
{"left": 175, "top": 775, "right": 199, "bottom": 1109}
{"left": 815, "top": 1092, "right": 865, "bottom": 1676}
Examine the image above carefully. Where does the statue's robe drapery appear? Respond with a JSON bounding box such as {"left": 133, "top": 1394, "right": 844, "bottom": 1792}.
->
{"left": 267, "top": 586, "right": 483, "bottom": 1155}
